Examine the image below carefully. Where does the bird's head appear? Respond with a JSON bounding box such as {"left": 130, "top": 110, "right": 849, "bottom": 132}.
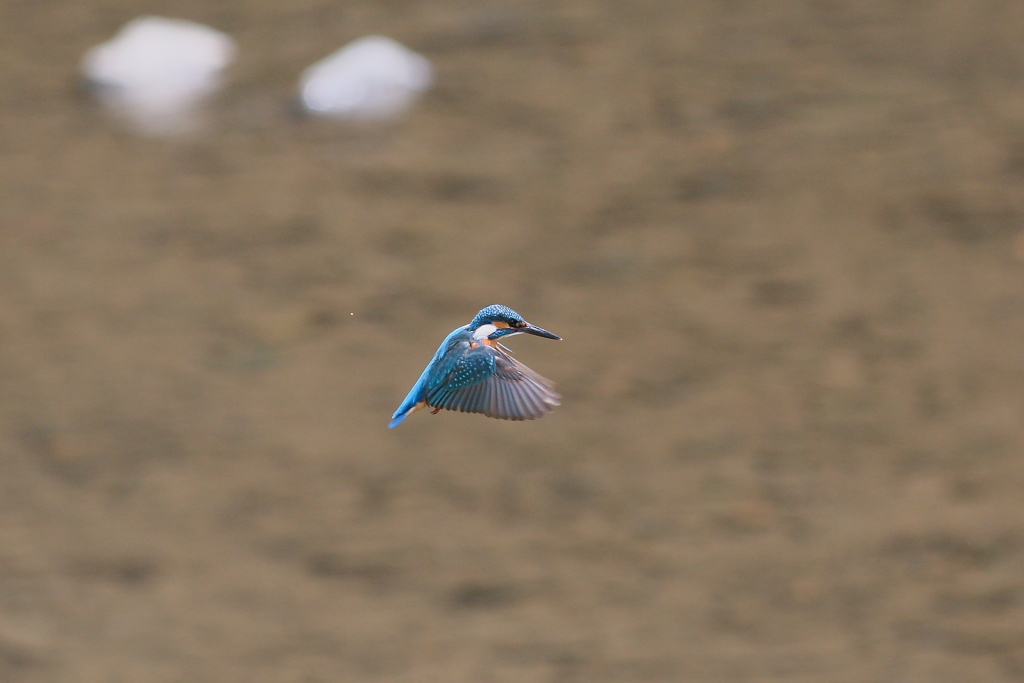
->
{"left": 469, "top": 305, "right": 561, "bottom": 342}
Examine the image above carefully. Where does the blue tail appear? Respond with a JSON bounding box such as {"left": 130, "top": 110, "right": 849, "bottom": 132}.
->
{"left": 389, "top": 332, "right": 458, "bottom": 428}
{"left": 389, "top": 381, "right": 426, "bottom": 429}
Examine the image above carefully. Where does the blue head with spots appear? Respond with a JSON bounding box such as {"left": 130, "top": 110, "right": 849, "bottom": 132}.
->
{"left": 470, "top": 305, "right": 523, "bottom": 330}
{"left": 469, "top": 305, "right": 561, "bottom": 341}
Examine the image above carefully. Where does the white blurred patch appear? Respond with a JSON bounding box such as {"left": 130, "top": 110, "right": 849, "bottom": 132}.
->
{"left": 299, "top": 36, "right": 433, "bottom": 122}
{"left": 81, "top": 16, "right": 236, "bottom": 136}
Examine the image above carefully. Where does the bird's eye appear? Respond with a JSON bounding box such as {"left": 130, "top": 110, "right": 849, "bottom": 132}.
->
{"left": 513, "top": 320, "right": 526, "bottom": 328}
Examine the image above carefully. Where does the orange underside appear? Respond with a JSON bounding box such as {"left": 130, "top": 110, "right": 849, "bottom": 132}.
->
{"left": 409, "top": 401, "right": 444, "bottom": 416}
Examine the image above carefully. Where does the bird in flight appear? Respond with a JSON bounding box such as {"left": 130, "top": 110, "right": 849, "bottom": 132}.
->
{"left": 389, "top": 305, "right": 561, "bottom": 428}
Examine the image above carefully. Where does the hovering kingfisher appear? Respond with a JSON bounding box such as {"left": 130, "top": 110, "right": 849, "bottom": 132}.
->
{"left": 389, "top": 305, "right": 561, "bottom": 428}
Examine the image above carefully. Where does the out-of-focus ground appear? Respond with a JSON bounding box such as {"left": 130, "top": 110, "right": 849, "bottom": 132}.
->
{"left": 2, "top": 2, "right": 1024, "bottom": 681}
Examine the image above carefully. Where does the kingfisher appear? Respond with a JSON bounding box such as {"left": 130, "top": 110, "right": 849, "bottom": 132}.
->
{"left": 389, "top": 305, "right": 561, "bottom": 428}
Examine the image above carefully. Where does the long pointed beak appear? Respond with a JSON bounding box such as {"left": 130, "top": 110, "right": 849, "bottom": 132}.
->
{"left": 523, "top": 323, "right": 561, "bottom": 340}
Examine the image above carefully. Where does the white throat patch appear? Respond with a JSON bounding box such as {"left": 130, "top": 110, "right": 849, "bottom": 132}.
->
{"left": 472, "top": 324, "right": 498, "bottom": 340}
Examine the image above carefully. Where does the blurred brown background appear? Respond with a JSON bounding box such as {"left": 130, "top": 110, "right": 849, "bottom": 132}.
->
{"left": 2, "top": 1, "right": 1024, "bottom": 681}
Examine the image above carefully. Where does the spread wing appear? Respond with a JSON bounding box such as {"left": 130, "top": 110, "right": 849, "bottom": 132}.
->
{"left": 425, "top": 345, "right": 560, "bottom": 421}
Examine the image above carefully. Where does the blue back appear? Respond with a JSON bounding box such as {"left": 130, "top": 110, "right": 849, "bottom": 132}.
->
{"left": 389, "top": 326, "right": 471, "bottom": 427}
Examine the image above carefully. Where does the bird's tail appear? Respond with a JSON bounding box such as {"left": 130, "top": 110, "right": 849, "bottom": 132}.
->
{"left": 388, "top": 396, "right": 425, "bottom": 429}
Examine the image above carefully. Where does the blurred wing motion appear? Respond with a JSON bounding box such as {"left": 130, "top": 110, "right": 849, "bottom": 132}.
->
{"left": 426, "top": 344, "right": 560, "bottom": 421}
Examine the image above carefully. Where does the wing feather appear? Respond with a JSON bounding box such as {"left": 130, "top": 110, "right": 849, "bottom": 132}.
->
{"left": 425, "top": 344, "right": 560, "bottom": 421}
{"left": 518, "top": 383, "right": 542, "bottom": 419}
{"left": 467, "top": 382, "right": 487, "bottom": 413}
{"left": 456, "top": 385, "right": 472, "bottom": 412}
{"left": 489, "top": 382, "right": 501, "bottom": 419}
{"left": 499, "top": 380, "right": 514, "bottom": 420}
{"left": 521, "top": 385, "right": 542, "bottom": 418}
